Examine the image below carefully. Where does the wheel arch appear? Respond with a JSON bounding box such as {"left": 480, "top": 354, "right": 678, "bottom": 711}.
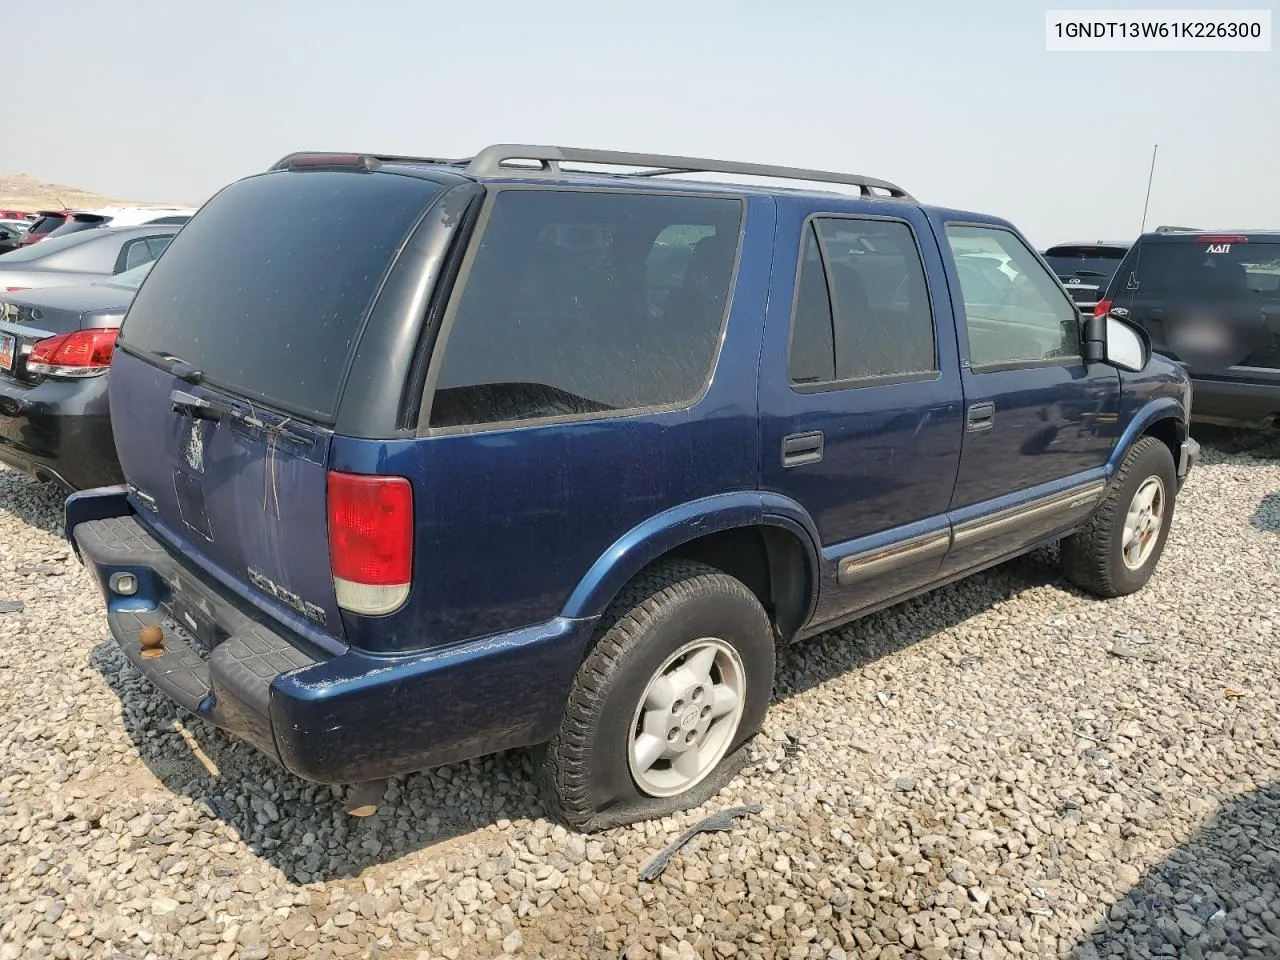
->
{"left": 560, "top": 492, "right": 821, "bottom": 641}
{"left": 1109, "top": 397, "right": 1187, "bottom": 479}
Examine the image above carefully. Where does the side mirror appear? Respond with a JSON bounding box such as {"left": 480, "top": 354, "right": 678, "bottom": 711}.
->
{"left": 1082, "top": 312, "right": 1150, "bottom": 372}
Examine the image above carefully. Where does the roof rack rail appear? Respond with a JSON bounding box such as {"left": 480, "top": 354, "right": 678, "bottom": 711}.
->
{"left": 268, "top": 151, "right": 467, "bottom": 171}
{"left": 462, "top": 144, "right": 915, "bottom": 201}
{"left": 1152, "top": 225, "right": 1202, "bottom": 234}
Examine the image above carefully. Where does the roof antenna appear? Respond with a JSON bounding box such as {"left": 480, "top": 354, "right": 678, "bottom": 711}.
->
{"left": 1119, "top": 144, "right": 1159, "bottom": 297}
{"left": 1138, "top": 144, "right": 1158, "bottom": 235}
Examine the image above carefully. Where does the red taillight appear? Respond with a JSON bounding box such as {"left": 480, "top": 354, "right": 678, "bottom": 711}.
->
{"left": 1197, "top": 235, "right": 1247, "bottom": 243}
{"left": 1093, "top": 299, "right": 1112, "bottom": 318}
{"left": 3, "top": 286, "right": 27, "bottom": 293}
{"left": 26, "top": 328, "right": 119, "bottom": 377}
{"left": 327, "top": 471, "right": 413, "bottom": 615}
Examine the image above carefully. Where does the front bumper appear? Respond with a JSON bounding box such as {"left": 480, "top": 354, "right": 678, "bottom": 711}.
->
{"left": 0, "top": 373, "right": 122, "bottom": 491}
{"left": 68, "top": 493, "right": 595, "bottom": 784}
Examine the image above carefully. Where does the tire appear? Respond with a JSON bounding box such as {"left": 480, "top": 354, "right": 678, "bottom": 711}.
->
{"left": 1061, "top": 436, "right": 1177, "bottom": 598}
{"left": 538, "top": 560, "right": 775, "bottom": 832}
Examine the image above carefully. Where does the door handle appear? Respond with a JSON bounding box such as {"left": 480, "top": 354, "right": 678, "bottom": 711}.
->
{"left": 782, "top": 431, "right": 824, "bottom": 467}
{"left": 966, "top": 402, "right": 995, "bottom": 433}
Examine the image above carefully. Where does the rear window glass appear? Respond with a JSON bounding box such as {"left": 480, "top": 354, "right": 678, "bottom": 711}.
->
{"left": 1044, "top": 245, "right": 1127, "bottom": 279}
{"left": 427, "top": 189, "right": 743, "bottom": 429}
{"left": 119, "top": 171, "right": 442, "bottom": 421}
{"left": 26, "top": 215, "right": 65, "bottom": 235}
{"left": 1117, "top": 239, "right": 1280, "bottom": 301}
{"left": 45, "top": 220, "right": 103, "bottom": 240}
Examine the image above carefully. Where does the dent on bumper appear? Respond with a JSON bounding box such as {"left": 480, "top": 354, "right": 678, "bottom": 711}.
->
{"left": 69, "top": 504, "right": 597, "bottom": 784}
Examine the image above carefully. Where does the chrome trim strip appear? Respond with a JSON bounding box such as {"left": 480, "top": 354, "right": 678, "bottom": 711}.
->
{"left": 953, "top": 480, "right": 1105, "bottom": 547}
{"left": 837, "top": 531, "right": 951, "bottom": 586}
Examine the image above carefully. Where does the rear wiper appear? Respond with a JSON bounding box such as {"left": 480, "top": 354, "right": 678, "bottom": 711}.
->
{"left": 171, "top": 389, "right": 231, "bottom": 421}
{"left": 170, "top": 388, "right": 312, "bottom": 446}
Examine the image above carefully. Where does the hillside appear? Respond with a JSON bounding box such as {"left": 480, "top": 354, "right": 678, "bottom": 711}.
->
{"left": 0, "top": 172, "right": 155, "bottom": 212}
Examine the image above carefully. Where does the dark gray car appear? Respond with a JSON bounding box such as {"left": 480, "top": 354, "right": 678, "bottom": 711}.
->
{"left": 0, "top": 262, "right": 152, "bottom": 490}
{"left": 0, "top": 224, "right": 179, "bottom": 293}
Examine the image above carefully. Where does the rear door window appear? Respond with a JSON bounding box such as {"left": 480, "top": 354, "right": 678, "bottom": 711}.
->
{"left": 118, "top": 170, "right": 443, "bottom": 421}
{"left": 426, "top": 189, "right": 743, "bottom": 429}
{"left": 787, "top": 217, "right": 936, "bottom": 386}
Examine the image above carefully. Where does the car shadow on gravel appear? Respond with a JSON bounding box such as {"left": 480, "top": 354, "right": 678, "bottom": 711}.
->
{"left": 1252, "top": 492, "right": 1280, "bottom": 535}
{"left": 88, "top": 546, "right": 1068, "bottom": 884}
{"left": 1069, "top": 781, "right": 1280, "bottom": 959}
{"left": 1193, "top": 424, "right": 1280, "bottom": 461}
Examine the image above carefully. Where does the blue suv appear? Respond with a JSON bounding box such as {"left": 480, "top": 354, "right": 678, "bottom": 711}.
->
{"left": 66, "top": 145, "right": 1198, "bottom": 831}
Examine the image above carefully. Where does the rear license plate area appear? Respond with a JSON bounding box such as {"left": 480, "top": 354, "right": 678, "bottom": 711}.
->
{"left": 0, "top": 333, "right": 14, "bottom": 371}
{"left": 166, "top": 594, "right": 222, "bottom": 654}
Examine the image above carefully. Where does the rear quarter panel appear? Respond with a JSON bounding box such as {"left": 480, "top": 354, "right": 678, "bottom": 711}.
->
{"left": 327, "top": 194, "right": 779, "bottom": 654}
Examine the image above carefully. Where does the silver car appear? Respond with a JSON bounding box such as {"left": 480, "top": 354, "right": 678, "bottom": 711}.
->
{"left": 0, "top": 224, "right": 180, "bottom": 293}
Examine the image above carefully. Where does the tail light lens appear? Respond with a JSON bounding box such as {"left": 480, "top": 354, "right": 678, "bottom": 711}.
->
{"left": 3, "top": 286, "right": 28, "bottom": 293}
{"left": 26, "top": 328, "right": 119, "bottom": 377}
{"left": 1093, "top": 299, "right": 1112, "bottom": 318}
{"left": 327, "top": 471, "right": 413, "bottom": 616}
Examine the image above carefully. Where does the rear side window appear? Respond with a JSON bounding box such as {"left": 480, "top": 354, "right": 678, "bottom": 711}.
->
{"left": 427, "top": 189, "right": 743, "bottom": 429}
{"left": 120, "top": 171, "right": 443, "bottom": 421}
{"left": 787, "top": 216, "right": 936, "bottom": 386}
{"left": 121, "top": 238, "right": 158, "bottom": 271}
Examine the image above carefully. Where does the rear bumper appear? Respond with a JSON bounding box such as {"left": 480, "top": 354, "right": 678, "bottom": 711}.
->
{"left": 1188, "top": 375, "right": 1280, "bottom": 429}
{"left": 67, "top": 492, "right": 595, "bottom": 784}
{"left": 0, "top": 373, "right": 123, "bottom": 491}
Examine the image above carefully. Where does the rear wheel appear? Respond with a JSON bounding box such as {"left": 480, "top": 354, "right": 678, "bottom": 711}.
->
{"left": 1061, "top": 436, "right": 1177, "bottom": 597}
{"left": 539, "top": 560, "right": 775, "bottom": 832}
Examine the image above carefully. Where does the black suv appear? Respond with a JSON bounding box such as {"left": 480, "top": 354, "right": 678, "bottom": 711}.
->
{"left": 1098, "top": 228, "right": 1280, "bottom": 428}
{"left": 1043, "top": 241, "right": 1130, "bottom": 315}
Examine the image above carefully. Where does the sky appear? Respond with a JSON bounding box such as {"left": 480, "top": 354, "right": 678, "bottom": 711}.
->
{"left": 4, "top": 0, "right": 1277, "bottom": 247}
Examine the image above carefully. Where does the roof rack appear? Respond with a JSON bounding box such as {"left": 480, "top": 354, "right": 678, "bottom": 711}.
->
{"left": 267, "top": 145, "right": 915, "bottom": 201}
{"left": 462, "top": 144, "right": 914, "bottom": 200}
{"left": 1152, "top": 225, "right": 1201, "bottom": 234}
{"left": 268, "top": 151, "right": 467, "bottom": 171}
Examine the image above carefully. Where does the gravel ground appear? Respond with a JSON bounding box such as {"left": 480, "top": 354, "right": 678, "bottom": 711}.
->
{"left": 1, "top": 428, "right": 1278, "bottom": 960}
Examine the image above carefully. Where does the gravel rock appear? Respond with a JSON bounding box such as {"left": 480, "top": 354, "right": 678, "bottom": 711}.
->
{"left": 1, "top": 429, "right": 1278, "bottom": 959}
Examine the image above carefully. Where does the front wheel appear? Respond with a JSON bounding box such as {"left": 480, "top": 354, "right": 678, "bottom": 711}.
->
{"left": 1061, "top": 436, "right": 1178, "bottom": 597}
{"left": 538, "top": 560, "right": 775, "bottom": 832}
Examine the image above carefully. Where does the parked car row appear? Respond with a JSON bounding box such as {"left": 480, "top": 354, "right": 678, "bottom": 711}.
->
{"left": 0, "top": 218, "right": 29, "bottom": 254}
{"left": 14, "top": 205, "right": 193, "bottom": 247}
{"left": 0, "top": 223, "right": 182, "bottom": 485}
{"left": 46, "top": 143, "right": 1204, "bottom": 831}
